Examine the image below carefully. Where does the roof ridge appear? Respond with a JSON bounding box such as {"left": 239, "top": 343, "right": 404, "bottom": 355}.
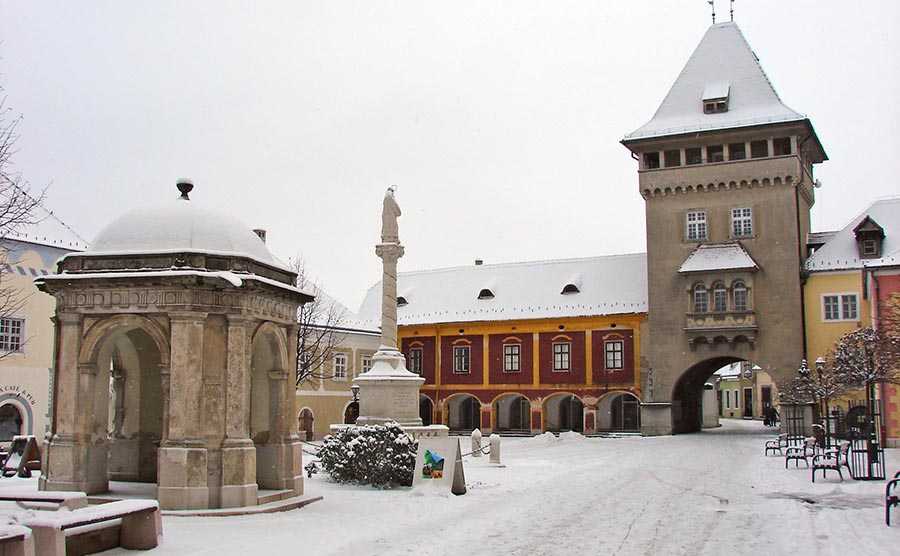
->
{"left": 395, "top": 252, "right": 647, "bottom": 277}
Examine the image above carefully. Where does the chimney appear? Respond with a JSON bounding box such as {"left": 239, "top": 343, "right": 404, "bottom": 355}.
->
{"left": 475, "top": 259, "right": 483, "bottom": 266}
{"left": 176, "top": 179, "right": 194, "bottom": 200}
{"left": 253, "top": 229, "right": 267, "bottom": 243}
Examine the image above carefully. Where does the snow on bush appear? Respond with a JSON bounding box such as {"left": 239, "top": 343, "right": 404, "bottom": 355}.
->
{"left": 318, "top": 422, "right": 418, "bottom": 488}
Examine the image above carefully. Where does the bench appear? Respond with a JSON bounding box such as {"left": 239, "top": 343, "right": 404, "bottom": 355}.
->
{"left": 887, "top": 471, "right": 900, "bottom": 526}
{"left": 765, "top": 433, "right": 789, "bottom": 456}
{"left": 0, "top": 489, "right": 88, "bottom": 510}
{"left": 22, "top": 499, "right": 162, "bottom": 555}
{"left": 0, "top": 525, "right": 35, "bottom": 556}
{"left": 811, "top": 441, "right": 851, "bottom": 482}
{"left": 785, "top": 437, "right": 818, "bottom": 468}
{"left": 1, "top": 437, "right": 40, "bottom": 479}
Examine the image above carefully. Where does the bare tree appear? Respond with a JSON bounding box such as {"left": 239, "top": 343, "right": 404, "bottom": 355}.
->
{"left": 0, "top": 95, "right": 46, "bottom": 358}
{"left": 832, "top": 325, "right": 900, "bottom": 406}
{"left": 291, "top": 257, "right": 349, "bottom": 386}
{"left": 780, "top": 357, "right": 848, "bottom": 418}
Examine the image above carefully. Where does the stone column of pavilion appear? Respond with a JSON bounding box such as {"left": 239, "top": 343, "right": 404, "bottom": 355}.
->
{"left": 351, "top": 188, "right": 446, "bottom": 438}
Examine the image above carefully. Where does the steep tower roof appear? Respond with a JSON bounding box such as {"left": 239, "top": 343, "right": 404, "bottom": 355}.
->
{"left": 624, "top": 22, "right": 806, "bottom": 141}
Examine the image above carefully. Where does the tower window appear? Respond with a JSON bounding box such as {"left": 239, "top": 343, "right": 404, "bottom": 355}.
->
{"left": 643, "top": 152, "right": 660, "bottom": 169}
{"left": 733, "top": 282, "right": 748, "bottom": 312}
{"left": 685, "top": 148, "right": 702, "bottom": 165}
{"left": 664, "top": 150, "right": 682, "bottom": 167}
{"left": 731, "top": 207, "right": 753, "bottom": 237}
{"left": 707, "top": 145, "right": 725, "bottom": 163}
{"left": 773, "top": 137, "right": 792, "bottom": 156}
{"left": 713, "top": 285, "right": 727, "bottom": 312}
{"left": 686, "top": 210, "right": 707, "bottom": 241}
{"left": 728, "top": 143, "right": 746, "bottom": 160}
{"left": 750, "top": 140, "right": 769, "bottom": 158}
{"left": 693, "top": 285, "right": 708, "bottom": 313}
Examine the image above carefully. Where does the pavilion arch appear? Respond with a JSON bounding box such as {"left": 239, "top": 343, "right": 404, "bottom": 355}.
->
{"left": 596, "top": 391, "right": 641, "bottom": 432}
{"left": 543, "top": 392, "right": 584, "bottom": 433}
{"left": 250, "top": 322, "right": 290, "bottom": 489}
{"left": 491, "top": 392, "right": 531, "bottom": 433}
{"left": 79, "top": 314, "right": 170, "bottom": 368}
{"left": 444, "top": 393, "right": 481, "bottom": 433}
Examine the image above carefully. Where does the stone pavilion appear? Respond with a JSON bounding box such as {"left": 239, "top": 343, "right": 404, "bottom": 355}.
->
{"left": 35, "top": 181, "right": 312, "bottom": 510}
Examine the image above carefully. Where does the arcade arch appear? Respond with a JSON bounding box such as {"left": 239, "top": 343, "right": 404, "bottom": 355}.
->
{"left": 596, "top": 391, "right": 641, "bottom": 432}
{"left": 492, "top": 393, "right": 530, "bottom": 433}
{"left": 446, "top": 394, "right": 480, "bottom": 433}
{"left": 419, "top": 394, "right": 433, "bottom": 426}
{"left": 543, "top": 393, "right": 583, "bottom": 433}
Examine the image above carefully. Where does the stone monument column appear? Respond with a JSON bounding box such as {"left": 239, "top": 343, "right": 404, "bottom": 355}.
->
{"left": 354, "top": 188, "right": 425, "bottom": 427}
{"left": 219, "top": 315, "right": 257, "bottom": 508}
{"left": 158, "top": 311, "right": 210, "bottom": 510}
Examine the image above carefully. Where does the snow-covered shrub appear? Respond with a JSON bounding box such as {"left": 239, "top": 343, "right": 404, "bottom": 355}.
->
{"left": 318, "top": 422, "right": 417, "bottom": 487}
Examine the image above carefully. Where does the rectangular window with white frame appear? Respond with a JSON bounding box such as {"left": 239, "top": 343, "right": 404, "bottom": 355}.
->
{"left": 604, "top": 340, "right": 624, "bottom": 370}
{"left": 552, "top": 342, "right": 571, "bottom": 372}
{"left": 361, "top": 355, "right": 373, "bottom": 375}
{"left": 332, "top": 352, "right": 348, "bottom": 380}
{"left": 686, "top": 210, "right": 707, "bottom": 241}
{"left": 503, "top": 343, "right": 521, "bottom": 373}
{"left": 453, "top": 345, "right": 470, "bottom": 374}
{"left": 731, "top": 207, "right": 753, "bottom": 237}
{"left": 407, "top": 348, "right": 422, "bottom": 375}
{"left": 823, "top": 293, "right": 858, "bottom": 321}
{"left": 0, "top": 318, "right": 24, "bottom": 353}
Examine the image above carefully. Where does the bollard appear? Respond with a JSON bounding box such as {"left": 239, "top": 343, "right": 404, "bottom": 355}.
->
{"left": 489, "top": 434, "right": 501, "bottom": 465}
{"left": 471, "top": 428, "right": 483, "bottom": 457}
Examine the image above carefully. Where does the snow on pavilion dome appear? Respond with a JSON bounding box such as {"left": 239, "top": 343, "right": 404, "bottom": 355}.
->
{"left": 84, "top": 181, "right": 282, "bottom": 269}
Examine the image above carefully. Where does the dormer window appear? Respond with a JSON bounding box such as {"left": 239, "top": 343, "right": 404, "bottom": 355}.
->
{"left": 397, "top": 296, "right": 408, "bottom": 307}
{"left": 477, "top": 288, "right": 495, "bottom": 300}
{"left": 561, "top": 284, "right": 580, "bottom": 295}
{"left": 701, "top": 82, "right": 730, "bottom": 114}
{"left": 853, "top": 216, "right": 885, "bottom": 259}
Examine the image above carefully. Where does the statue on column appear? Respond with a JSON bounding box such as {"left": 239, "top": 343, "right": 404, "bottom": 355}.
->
{"left": 381, "top": 186, "right": 401, "bottom": 244}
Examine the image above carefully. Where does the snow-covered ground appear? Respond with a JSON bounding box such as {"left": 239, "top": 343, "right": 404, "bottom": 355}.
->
{"left": 8, "top": 419, "right": 900, "bottom": 555}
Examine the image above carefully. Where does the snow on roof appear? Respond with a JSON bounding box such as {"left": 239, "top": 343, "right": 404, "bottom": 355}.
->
{"left": 624, "top": 22, "right": 805, "bottom": 141}
{"left": 2, "top": 202, "right": 88, "bottom": 252}
{"left": 357, "top": 253, "right": 648, "bottom": 326}
{"left": 65, "top": 193, "right": 288, "bottom": 272}
{"left": 806, "top": 197, "right": 900, "bottom": 271}
{"left": 37, "top": 269, "right": 314, "bottom": 298}
{"left": 679, "top": 242, "right": 758, "bottom": 274}
{"left": 807, "top": 230, "right": 837, "bottom": 246}
{"left": 306, "top": 283, "right": 379, "bottom": 333}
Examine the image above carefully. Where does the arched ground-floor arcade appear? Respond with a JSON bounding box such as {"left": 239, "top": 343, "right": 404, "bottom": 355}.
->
{"left": 424, "top": 387, "right": 642, "bottom": 436}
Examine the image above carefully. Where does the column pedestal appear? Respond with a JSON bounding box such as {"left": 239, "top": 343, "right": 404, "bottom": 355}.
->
{"left": 219, "top": 439, "right": 258, "bottom": 508}
{"left": 157, "top": 442, "right": 209, "bottom": 510}
{"left": 40, "top": 434, "right": 108, "bottom": 494}
{"left": 354, "top": 347, "right": 424, "bottom": 427}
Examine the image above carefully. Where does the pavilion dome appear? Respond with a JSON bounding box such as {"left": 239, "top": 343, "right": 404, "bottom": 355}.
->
{"left": 85, "top": 181, "right": 283, "bottom": 270}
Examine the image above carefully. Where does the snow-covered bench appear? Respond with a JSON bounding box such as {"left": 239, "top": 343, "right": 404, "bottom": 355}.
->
{"left": 0, "top": 524, "right": 35, "bottom": 556}
{"left": 785, "top": 437, "right": 818, "bottom": 468}
{"left": 0, "top": 489, "right": 88, "bottom": 510}
{"left": 811, "top": 441, "right": 851, "bottom": 482}
{"left": 22, "top": 499, "right": 161, "bottom": 555}
{"left": 764, "top": 433, "right": 789, "bottom": 456}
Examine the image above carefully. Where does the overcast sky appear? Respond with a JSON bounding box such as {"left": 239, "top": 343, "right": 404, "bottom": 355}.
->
{"left": 2, "top": 1, "right": 898, "bottom": 310}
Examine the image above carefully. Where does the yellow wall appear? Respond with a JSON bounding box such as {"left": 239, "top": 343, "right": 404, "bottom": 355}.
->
{"left": 804, "top": 270, "right": 870, "bottom": 363}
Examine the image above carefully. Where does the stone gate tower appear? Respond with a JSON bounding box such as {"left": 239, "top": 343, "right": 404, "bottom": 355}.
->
{"left": 622, "top": 23, "right": 827, "bottom": 435}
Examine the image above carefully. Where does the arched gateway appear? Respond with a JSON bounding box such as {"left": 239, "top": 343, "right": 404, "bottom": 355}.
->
{"left": 35, "top": 182, "right": 313, "bottom": 510}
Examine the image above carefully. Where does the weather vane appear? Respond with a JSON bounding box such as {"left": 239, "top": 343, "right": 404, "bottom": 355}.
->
{"left": 708, "top": 1, "right": 716, "bottom": 24}
{"left": 730, "top": 0, "right": 735, "bottom": 21}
